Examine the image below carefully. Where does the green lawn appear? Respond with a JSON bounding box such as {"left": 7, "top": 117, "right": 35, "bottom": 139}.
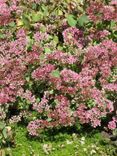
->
{"left": 2, "top": 125, "right": 116, "bottom": 156}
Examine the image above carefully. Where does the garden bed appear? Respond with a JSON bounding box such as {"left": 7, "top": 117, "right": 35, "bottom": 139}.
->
{"left": 0, "top": 0, "right": 117, "bottom": 155}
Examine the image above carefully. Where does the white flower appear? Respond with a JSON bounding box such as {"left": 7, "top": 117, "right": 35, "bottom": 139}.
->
{"left": 81, "top": 137, "right": 85, "bottom": 141}
{"left": 66, "top": 139, "right": 73, "bottom": 144}
{"left": 83, "top": 148, "right": 87, "bottom": 152}
{"left": 42, "top": 144, "right": 52, "bottom": 155}
{"left": 90, "top": 149, "right": 96, "bottom": 155}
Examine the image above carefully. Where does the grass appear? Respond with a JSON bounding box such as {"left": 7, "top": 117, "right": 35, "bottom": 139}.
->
{"left": 2, "top": 125, "right": 117, "bottom": 156}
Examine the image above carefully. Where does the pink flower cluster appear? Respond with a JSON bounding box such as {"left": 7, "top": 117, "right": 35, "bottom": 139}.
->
{"left": 0, "top": 28, "right": 29, "bottom": 104}
{"left": 62, "top": 27, "right": 84, "bottom": 48}
{"left": 0, "top": 0, "right": 117, "bottom": 137}
{"left": 0, "top": 0, "right": 19, "bottom": 25}
{"left": 28, "top": 39, "right": 117, "bottom": 135}
{"left": 34, "top": 32, "right": 49, "bottom": 43}
{"left": 103, "top": 84, "right": 117, "bottom": 92}
{"left": 33, "top": 91, "right": 49, "bottom": 113}
{"left": 87, "top": 1, "right": 117, "bottom": 22}
{"left": 27, "top": 120, "right": 49, "bottom": 136}
{"left": 27, "top": 95, "right": 73, "bottom": 135}
{"left": 47, "top": 51, "right": 77, "bottom": 65}
{"left": 84, "top": 40, "right": 117, "bottom": 83}
{"left": 32, "top": 64, "right": 55, "bottom": 81}
{"left": 0, "top": 0, "right": 11, "bottom": 25}
{"left": 108, "top": 117, "right": 117, "bottom": 130}
{"left": 88, "top": 30, "right": 110, "bottom": 41}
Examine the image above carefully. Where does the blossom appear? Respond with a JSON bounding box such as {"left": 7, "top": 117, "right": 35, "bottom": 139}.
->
{"left": 34, "top": 32, "right": 49, "bottom": 42}
{"left": 33, "top": 91, "right": 49, "bottom": 113}
{"left": 60, "top": 69, "right": 79, "bottom": 83}
{"left": 63, "top": 27, "right": 84, "bottom": 48}
{"left": 86, "top": 1, "right": 103, "bottom": 22}
{"left": 32, "top": 64, "right": 55, "bottom": 81}
{"left": 102, "top": 5, "right": 115, "bottom": 21}
{"left": 110, "top": 0, "right": 117, "bottom": 5}
{"left": 87, "top": 1, "right": 117, "bottom": 22}
{"left": 47, "top": 50, "right": 77, "bottom": 65}
{"left": 27, "top": 120, "right": 49, "bottom": 136}
{"left": 0, "top": 1, "right": 11, "bottom": 25}
{"left": 108, "top": 120, "right": 116, "bottom": 130}
{"left": 103, "top": 84, "right": 117, "bottom": 92}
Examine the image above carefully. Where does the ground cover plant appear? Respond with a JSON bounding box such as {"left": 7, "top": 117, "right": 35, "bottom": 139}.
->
{"left": 3, "top": 125, "right": 117, "bottom": 156}
{"left": 0, "top": 0, "right": 117, "bottom": 155}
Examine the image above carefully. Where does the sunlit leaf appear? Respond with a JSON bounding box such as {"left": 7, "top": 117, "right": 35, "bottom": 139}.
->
{"left": 67, "top": 14, "right": 77, "bottom": 27}
{"left": 44, "top": 48, "right": 51, "bottom": 54}
{"left": 32, "top": 12, "right": 43, "bottom": 22}
{"left": 78, "top": 14, "right": 89, "bottom": 26}
{"left": 3, "top": 128, "right": 7, "bottom": 139}
{"left": 51, "top": 70, "right": 60, "bottom": 78}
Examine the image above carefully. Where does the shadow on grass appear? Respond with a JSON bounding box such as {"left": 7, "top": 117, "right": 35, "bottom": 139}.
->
{"left": 19, "top": 123, "right": 102, "bottom": 143}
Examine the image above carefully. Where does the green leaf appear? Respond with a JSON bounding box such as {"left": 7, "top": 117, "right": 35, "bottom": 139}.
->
{"left": 0, "top": 33, "right": 5, "bottom": 39}
{"left": 49, "top": 90, "right": 54, "bottom": 94}
{"left": 54, "top": 99, "right": 59, "bottom": 104}
{"left": 67, "top": 14, "right": 77, "bottom": 27}
{"left": 113, "top": 30, "right": 117, "bottom": 37}
{"left": 78, "top": 14, "right": 89, "bottom": 26}
{"left": 57, "top": 45, "right": 63, "bottom": 50}
{"left": 26, "top": 36, "right": 34, "bottom": 49}
{"left": 41, "top": 5, "right": 49, "bottom": 16}
{"left": 36, "top": 97, "right": 40, "bottom": 103}
{"left": 51, "top": 70, "right": 60, "bottom": 78}
{"left": 87, "top": 99, "right": 96, "bottom": 108}
{"left": 40, "top": 26, "right": 46, "bottom": 32}
{"left": 40, "top": 54, "right": 45, "bottom": 61}
{"left": 32, "top": 3, "right": 37, "bottom": 9}
{"left": 8, "top": 22, "right": 16, "bottom": 27}
{"left": 3, "top": 128, "right": 7, "bottom": 139}
{"left": 0, "top": 122, "right": 5, "bottom": 130}
{"left": 47, "top": 118, "right": 52, "bottom": 122}
{"left": 58, "top": 10, "right": 63, "bottom": 16}
{"left": 44, "top": 48, "right": 51, "bottom": 54}
{"left": 53, "top": 35, "right": 59, "bottom": 44}
{"left": 110, "top": 21, "right": 116, "bottom": 29}
{"left": 32, "top": 12, "right": 43, "bottom": 22}
{"left": 22, "top": 15, "right": 30, "bottom": 28}
{"left": 0, "top": 134, "right": 3, "bottom": 140}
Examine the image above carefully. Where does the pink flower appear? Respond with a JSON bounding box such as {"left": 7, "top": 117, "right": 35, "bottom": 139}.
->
{"left": 87, "top": 1, "right": 117, "bottom": 22}
{"left": 47, "top": 51, "right": 77, "bottom": 65}
{"left": 33, "top": 91, "right": 49, "bottom": 113}
{"left": 108, "top": 120, "right": 116, "bottom": 130}
{"left": 102, "top": 6, "right": 115, "bottom": 21}
{"left": 60, "top": 69, "right": 79, "bottom": 83}
{"left": 27, "top": 120, "right": 49, "bottom": 136}
{"left": 103, "top": 84, "right": 117, "bottom": 92}
{"left": 86, "top": 1, "right": 103, "bottom": 22}
{"left": 32, "top": 64, "right": 55, "bottom": 81}
{"left": 63, "top": 27, "right": 84, "bottom": 48}
{"left": 110, "top": 0, "right": 117, "bottom": 5}
{"left": 34, "top": 32, "right": 48, "bottom": 42}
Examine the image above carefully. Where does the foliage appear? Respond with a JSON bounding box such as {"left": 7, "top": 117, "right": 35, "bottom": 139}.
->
{"left": 0, "top": 0, "right": 117, "bottom": 148}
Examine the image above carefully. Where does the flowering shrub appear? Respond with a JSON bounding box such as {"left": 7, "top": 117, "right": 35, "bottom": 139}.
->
{"left": 0, "top": 0, "right": 117, "bottom": 143}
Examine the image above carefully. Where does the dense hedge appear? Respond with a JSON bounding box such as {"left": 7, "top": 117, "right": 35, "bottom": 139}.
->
{"left": 0, "top": 0, "right": 117, "bottom": 147}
